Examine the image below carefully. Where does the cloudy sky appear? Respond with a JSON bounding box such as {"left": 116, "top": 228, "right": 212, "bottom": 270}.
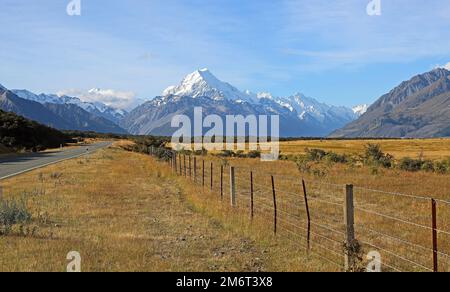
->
{"left": 0, "top": 0, "right": 449, "bottom": 108}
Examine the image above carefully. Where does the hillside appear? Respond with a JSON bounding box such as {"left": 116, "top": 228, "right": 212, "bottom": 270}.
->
{"left": 43, "top": 103, "right": 127, "bottom": 134}
{"left": 122, "top": 69, "right": 362, "bottom": 137}
{"left": 0, "top": 109, "right": 70, "bottom": 152}
{"left": 121, "top": 95, "right": 326, "bottom": 137}
{"left": 0, "top": 148, "right": 332, "bottom": 271}
{"left": 331, "top": 68, "right": 450, "bottom": 138}
{"left": 0, "top": 85, "right": 127, "bottom": 134}
{"left": 1, "top": 85, "right": 72, "bottom": 129}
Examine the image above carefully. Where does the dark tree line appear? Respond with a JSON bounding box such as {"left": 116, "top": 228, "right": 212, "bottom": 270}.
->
{"left": 0, "top": 110, "right": 72, "bottom": 152}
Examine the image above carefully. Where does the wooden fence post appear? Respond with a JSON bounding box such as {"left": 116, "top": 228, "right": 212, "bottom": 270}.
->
{"left": 210, "top": 162, "right": 213, "bottom": 191}
{"left": 432, "top": 199, "right": 438, "bottom": 272}
{"left": 302, "top": 179, "right": 311, "bottom": 253}
{"left": 179, "top": 154, "right": 182, "bottom": 175}
{"left": 189, "top": 156, "right": 192, "bottom": 179}
{"left": 202, "top": 160, "right": 205, "bottom": 187}
{"left": 344, "top": 184, "right": 355, "bottom": 271}
{"left": 271, "top": 175, "right": 277, "bottom": 235}
{"left": 183, "top": 155, "right": 187, "bottom": 177}
{"left": 172, "top": 152, "right": 174, "bottom": 171}
{"left": 220, "top": 165, "right": 224, "bottom": 200}
{"left": 193, "top": 157, "right": 197, "bottom": 182}
{"left": 230, "top": 167, "right": 236, "bottom": 207}
{"left": 250, "top": 171, "right": 254, "bottom": 220}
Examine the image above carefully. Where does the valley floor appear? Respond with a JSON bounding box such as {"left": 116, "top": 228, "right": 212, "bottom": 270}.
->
{"left": 0, "top": 147, "right": 331, "bottom": 272}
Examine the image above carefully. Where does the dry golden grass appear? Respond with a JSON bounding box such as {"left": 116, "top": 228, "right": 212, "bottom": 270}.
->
{"left": 112, "top": 139, "right": 135, "bottom": 149}
{"left": 279, "top": 138, "right": 450, "bottom": 160}
{"left": 0, "top": 147, "right": 335, "bottom": 272}
{"left": 173, "top": 138, "right": 450, "bottom": 161}
{"left": 179, "top": 152, "right": 450, "bottom": 272}
{"left": 2, "top": 137, "right": 449, "bottom": 272}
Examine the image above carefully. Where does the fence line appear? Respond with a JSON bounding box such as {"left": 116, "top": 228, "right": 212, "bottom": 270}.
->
{"left": 151, "top": 149, "right": 450, "bottom": 272}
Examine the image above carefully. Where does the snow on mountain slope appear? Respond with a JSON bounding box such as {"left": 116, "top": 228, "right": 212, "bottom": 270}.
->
{"left": 121, "top": 68, "right": 373, "bottom": 137}
{"left": 161, "top": 69, "right": 360, "bottom": 125}
{"left": 12, "top": 89, "right": 126, "bottom": 123}
{"left": 163, "top": 68, "right": 258, "bottom": 103}
{"left": 352, "top": 104, "right": 369, "bottom": 116}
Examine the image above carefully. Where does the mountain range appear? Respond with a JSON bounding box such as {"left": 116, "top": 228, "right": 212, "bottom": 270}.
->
{"left": 12, "top": 89, "right": 126, "bottom": 124}
{"left": 0, "top": 85, "right": 127, "bottom": 134}
{"left": 330, "top": 68, "right": 450, "bottom": 138}
{"left": 4, "top": 67, "right": 447, "bottom": 138}
{"left": 122, "top": 69, "right": 366, "bottom": 137}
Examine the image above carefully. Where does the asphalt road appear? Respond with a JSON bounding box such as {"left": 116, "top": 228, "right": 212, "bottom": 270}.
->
{"left": 0, "top": 141, "right": 112, "bottom": 180}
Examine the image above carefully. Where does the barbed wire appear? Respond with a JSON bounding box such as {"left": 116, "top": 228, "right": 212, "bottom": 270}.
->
{"left": 278, "top": 217, "right": 343, "bottom": 247}
{"left": 354, "top": 186, "right": 450, "bottom": 205}
{"left": 189, "top": 157, "right": 448, "bottom": 206}
{"left": 156, "top": 151, "right": 450, "bottom": 271}
{"left": 355, "top": 224, "right": 435, "bottom": 255}
{"left": 360, "top": 239, "right": 433, "bottom": 272}
{"left": 279, "top": 225, "right": 344, "bottom": 261}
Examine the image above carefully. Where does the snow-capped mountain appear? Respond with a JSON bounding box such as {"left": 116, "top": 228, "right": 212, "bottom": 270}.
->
{"left": 12, "top": 89, "right": 126, "bottom": 124}
{"left": 162, "top": 68, "right": 360, "bottom": 121}
{"left": 163, "top": 68, "right": 259, "bottom": 104}
{"left": 1, "top": 85, "right": 127, "bottom": 134}
{"left": 352, "top": 104, "right": 369, "bottom": 116}
{"left": 123, "top": 69, "right": 365, "bottom": 137}
{"left": 267, "top": 93, "right": 357, "bottom": 123}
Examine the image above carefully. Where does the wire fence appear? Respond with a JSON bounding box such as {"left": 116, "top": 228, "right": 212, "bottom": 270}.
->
{"left": 150, "top": 147, "right": 450, "bottom": 272}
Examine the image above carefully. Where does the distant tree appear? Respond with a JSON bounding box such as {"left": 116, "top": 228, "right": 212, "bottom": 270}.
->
{"left": 0, "top": 110, "right": 72, "bottom": 152}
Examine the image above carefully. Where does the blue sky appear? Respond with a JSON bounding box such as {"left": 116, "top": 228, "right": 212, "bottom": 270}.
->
{"left": 0, "top": 0, "right": 450, "bottom": 108}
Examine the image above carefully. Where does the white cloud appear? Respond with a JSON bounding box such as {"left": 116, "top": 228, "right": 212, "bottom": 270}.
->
{"left": 434, "top": 62, "right": 450, "bottom": 71}
{"left": 57, "top": 88, "right": 138, "bottom": 110}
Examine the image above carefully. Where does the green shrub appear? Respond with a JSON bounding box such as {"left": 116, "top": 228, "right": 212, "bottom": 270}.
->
{"left": 364, "top": 144, "right": 393, "bottom": 168}
{"left": 295, "top": 156, "right": 312, "bottom": 173}
{"left": 194, "top": 148, "right": 208, "bottom": 156}
{"left": 218, "top": 150, "right": 235, "bottom": 157}
{"left": 305, "top": 148, "right": 327, "bottom": 161}
{"left": 179, "top": 149, "right": 192, "bottom": 155}
{"left": 365, "top": 144, "right": 384, "bottom": 161}
{"left": 0, "top": 197, "right": 32, "bottom": 235}
{"left": 399, "top": 157, "right": 424, "bottom": 172}
{"left": 325, "top": 152, "right": 348, "bottom": 163}
{"left": 421, "top": 160, "right": 435, "bottom": 172}
{"left": 247, "top": 150, "right": 261, "bottom": 158}
{"left": 435, "top": 161, "right": 449, "bottom": 174}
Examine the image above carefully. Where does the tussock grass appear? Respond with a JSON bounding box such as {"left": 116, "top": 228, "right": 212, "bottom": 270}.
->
{"left": 279, "top": 138, "right": 450, "bottom": 160}
{"left": 0, "top": 147, "right": 333, "bottom": 272}
{"left": 181, "top": 151, "right": 450, "bottom": 272}
{"left": 3, "top": 138, "right": 449, "bottom": 272}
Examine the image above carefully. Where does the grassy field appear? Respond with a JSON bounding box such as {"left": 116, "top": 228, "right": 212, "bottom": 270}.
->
{"left": 199, "top": 155, "right": 450, "bottom": 272}
{"left": 0, "top": 146, "right": 332, "bottom": 272}
{"left": 167, "top": 138, "right": 450, "bottom": 272}
{"left": 2, "top": 138, "right": 450, "bottom": 272}
{"left": 279, "top": 138, "right": 450, "bottom": 160}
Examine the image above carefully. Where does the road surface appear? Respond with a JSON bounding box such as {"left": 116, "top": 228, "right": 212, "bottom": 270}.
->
{"left": 0, "top": 141, "right": 112, "bottom": 180}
